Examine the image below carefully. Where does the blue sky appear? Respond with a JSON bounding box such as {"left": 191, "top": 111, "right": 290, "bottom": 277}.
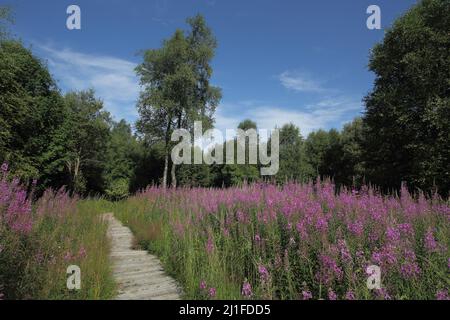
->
{"left": 8, "top": 0, "right": 417, "bottom": 136}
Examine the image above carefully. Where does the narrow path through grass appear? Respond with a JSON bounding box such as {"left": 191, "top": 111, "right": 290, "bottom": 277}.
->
{"left": 104, "top": 213, "right": 182, "bottom": 300}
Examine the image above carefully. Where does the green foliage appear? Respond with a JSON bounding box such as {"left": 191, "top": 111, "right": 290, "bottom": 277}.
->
{"left": 0, "top": 40, "right": 66, "bottom": 186}
{"left": 106, "top": 178, "right": 130, "bottom": 201}
{"left": 339, "top": 118, "right": 365, "bottom": 187}
{"left": 304, "top": 129, "right": 332, "bottom": 177}
{"left": 0, "top": 37, "right": 115, "bottom": 196}
{"left": 214, "top": 119, "right": 260, "bottom": 187}
{"left": 136, "top": 14, "right": 221, "bottom": 187}
{"left": 178, "top": 164, "right": 213, "bottom": 188}
{"left": 104, "top": 120, "right": 138, "bottom": 194}
{"left": 301, "top": 119, "right": 365, "bottom": 189}
{"left": 363, "top": 0, "right": 450, "bottom": 196}
{"left": 237, "top": 119, "right": 257, "bottom": 131}
{"left": 129, "top": 141, "right": 166, "bottom": 192}
{"left": 61, "top": 90, "right": 111, "bottom": 195}
{"left": 276, "top": 123, "right": 313, "bottom": 183}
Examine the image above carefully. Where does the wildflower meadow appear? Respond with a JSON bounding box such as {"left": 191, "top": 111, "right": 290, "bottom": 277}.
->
{"left": 112, "top": 181, "right": 449, "bottom": 300}
{"left": 0, "top": 0, "right": 449, "bottom": 303}
{"left": 0, "top": 164, "right": 115, "bottom": 299}
{"left": 1, "top": 161, "right": 449, "bottom": 300}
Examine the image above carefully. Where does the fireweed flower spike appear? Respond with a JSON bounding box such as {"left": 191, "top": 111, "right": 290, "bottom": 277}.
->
{"left": 424, "top": 227, "right": 439, "bottom": 252}
{"left": 258, "top": 264, "right": 270, "bottom": 282}
{"left": 345, "top": 291, "right": 356, "bottom": 300}
{"left": 241, "top": 280, "right": 253, "bottom": 298}
{"left": 328, "top": 289, "right": 337, "bottom": 300}
{"left": 436, "top": 290, "right": 449, "bottom": 300}
{"left": 78, "top": 247, "right": 87, "bottom": 259}
{"left": 205, "top": 235, "right": 214, "bottom": 254}
{"left": 302, "top": 290, "right": 312, "bottom": 300}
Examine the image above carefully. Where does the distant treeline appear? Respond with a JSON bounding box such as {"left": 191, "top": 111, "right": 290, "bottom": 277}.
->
{"left": 0, "top": 0, "right": 448, "bottom": 198}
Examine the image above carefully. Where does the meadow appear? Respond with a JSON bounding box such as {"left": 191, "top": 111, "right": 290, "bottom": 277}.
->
{"left": 1, "top": 160, "right": 449, "bottom": 300}
{"left": 0, "top": 164, "right": 115, "bottom": 299}
{"left": 112, "top": 181, "right": 449, "bottom": 300}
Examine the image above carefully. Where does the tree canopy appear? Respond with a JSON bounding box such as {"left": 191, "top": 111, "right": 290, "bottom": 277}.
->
{"left": 363, "top": 0, "right": 450, "bottom": 195}
{"left": 136, "top": 14, "right": 221, "bottom": 188}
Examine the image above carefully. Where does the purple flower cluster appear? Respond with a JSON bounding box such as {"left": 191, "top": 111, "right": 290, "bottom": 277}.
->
{"left": 137, "top": 179, "right": 449, "bottom": 300}
{"left": 424, "top": 228, "right": 439, "bottom": 253}
{"left": 258, "top": 264, "right": 270, "bottom": 283}
{"left": 301, "top": 290, "right": 312, "bottom": 300}
{"left": 328, "top": 289, "right": 337, "bottom": 300}
{"left": 0, "top": 163, "right": 33, "bottom": 234}
{"left": 199, "top": 280, "right": 217, "bottom": 299}
{"left": 205, "top": 235, "right": 214, "bottom": 254}
{"left": 435, "top": 290, "right": 449, "bottom": 300}
{"left": 241, "top": 280, "right": 252, "bottom": 297}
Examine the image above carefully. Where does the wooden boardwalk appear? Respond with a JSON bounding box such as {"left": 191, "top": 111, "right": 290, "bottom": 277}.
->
{"left": 103, "top": 213, "right": 182, "bottom": 300}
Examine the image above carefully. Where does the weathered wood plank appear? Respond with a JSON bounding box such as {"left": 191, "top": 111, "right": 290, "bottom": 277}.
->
{"left": 103, "top": 213, "right": 182, "bottom": 300}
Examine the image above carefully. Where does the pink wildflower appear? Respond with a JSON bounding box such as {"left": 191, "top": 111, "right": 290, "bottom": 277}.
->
{"left": 345, "top": 290, "right": 356, "bottom": 300}
{"left": 78, "top": 247, "right": 87, "bottom": 259}
{"left": 206, "top": 235, "right": 214, "bottom": 254}
{"left": 386, "top": 226, "right": 400, "bottom": 242}
{"left": 328, "top": 289, "right": 337, "bottom": 300}
{"left": 375, "top": 288, "right": 391, "bottom": 300}
{"left": 302, "top": 290, "right": 312, "bottom": 300}
{"left": 424, "top": 228, "right": 438, "bottom": 252}
{"left": 258, "top": 264, "right": 270, "bottom": 282}
{"left": 241, "top": 280, "right": 252, "bottom": 297}
{"left": 436, "top": 290, "right": 449, "bottom": 300}
{"left": 64, "top": 251, "right": 73, "bottom": 262}
{"left": 315, "top": 217, "right": 328, "bottom": 232}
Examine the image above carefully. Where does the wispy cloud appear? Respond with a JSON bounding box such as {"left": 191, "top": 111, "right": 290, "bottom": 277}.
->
{"left": 215, "top": 97, "right": 362, "bottom": 137}
{"left": 279, "top": 71, "right": 329, "bottom": 93}
{"left": 36, "top": 44, "right": 361, "bottom": 135}
{"left": 38, "top": 44, "right": 140, "bottom": 123}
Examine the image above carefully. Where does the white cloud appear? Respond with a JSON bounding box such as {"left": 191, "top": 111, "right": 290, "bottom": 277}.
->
{"left": 279, "top": 71, "right": 329, "bottom": 93}
{"left": 215, "top": 97, "right": 362, "bottom": 138}
{"left": 36, "top": 45, "right": 362, "bottom": 137}
{"left": 38, "top": 44, "right": 140, "bottom": 122}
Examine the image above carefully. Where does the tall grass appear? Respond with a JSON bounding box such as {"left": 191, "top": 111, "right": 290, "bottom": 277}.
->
{"left": 112, "top": 181, "right": 449, "bottom": 300}
{"left": 0, "top": 164, "right": 116, "bottom": 299}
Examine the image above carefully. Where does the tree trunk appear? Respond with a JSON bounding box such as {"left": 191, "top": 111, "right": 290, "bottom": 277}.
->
{"left": 162, "top": 151, "right": 169, "bottom": 189}
{"left": 171, "top": 160, "right": 176, "bottom": 188}
{"left": 74, "top": 156, "right": 80, "bottom": 182}
{"left": 66, "top": 150, "right": 82, "bottom": 193}
{"left": 171, "top": 113, "right": 183, "bottom": 188}
{"left": 162, "top": 120, "right": 172, "bottom": 189}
